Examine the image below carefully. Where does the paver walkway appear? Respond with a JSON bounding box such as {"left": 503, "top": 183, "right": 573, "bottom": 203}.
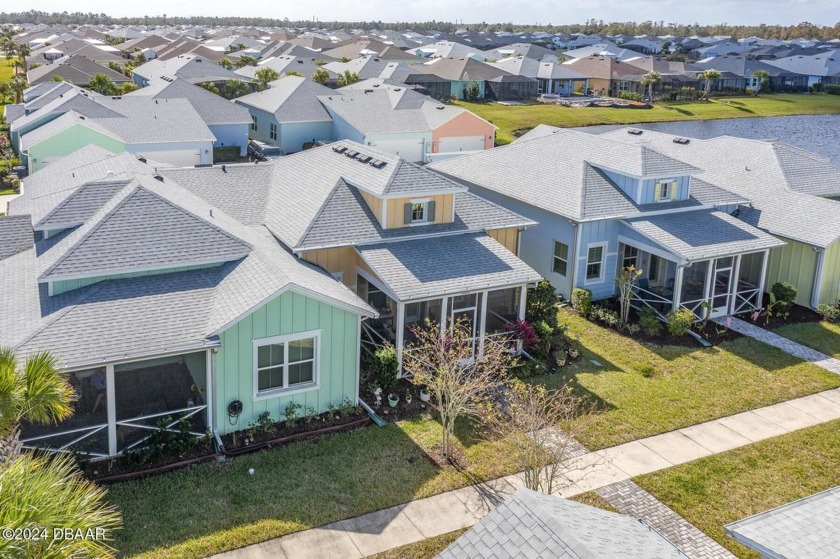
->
{"left": 212, "top": 387, "right": 840, "bottom": 559}
{"left": 717, "top": 317, "right": 840, "bottom": 374}
{"left": 597, "top": 480, "right": 736, "bottom": 559}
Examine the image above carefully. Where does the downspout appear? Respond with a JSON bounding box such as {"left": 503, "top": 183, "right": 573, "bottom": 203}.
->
{"left": 568, "top": 221, "right": 582, "bottom": 299}
{"left": 811, "top": 247, "right": 825, "bottom": 309}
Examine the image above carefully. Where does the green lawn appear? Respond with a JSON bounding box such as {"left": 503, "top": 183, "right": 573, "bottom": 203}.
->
{"left": 455, "top": 94, "right": 840, "bottom": 143}
{"left": 0, "top": 57, "right": 15, "bottom": 82}
{"left": 368, "top": 529, "right": 467, "bottom": 559}
{"left": 539, "top": 310, "right": 840, "bottom": 449}
{"left": 773, "top": 320, "right": 840, "bottom": 359}
{"left": 636, "top": 419, "right": 840, "bottom": 558}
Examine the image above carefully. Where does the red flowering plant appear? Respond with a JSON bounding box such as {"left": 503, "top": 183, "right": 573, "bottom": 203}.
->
{"left": 505, "top": 319, "right": 540, "bottom": 351}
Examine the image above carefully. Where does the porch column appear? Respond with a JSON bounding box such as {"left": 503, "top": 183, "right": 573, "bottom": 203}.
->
{"left": 396, "top": 301, "right": 406, "bottom": 374}
{"left": 106, "top": 364, "right": 116, "bottom": 456}
{"left": 704, "top": 259, "right": 715, "bottom": 311}
{"left": 758, "top": 250, "right": 770, "bottom": 304}
{"left": 206, "top": 349, "right": 214, "bottom": 434}
{"left": 478, "top": 290, "right": 489, "bottom": 358}
{"left": 547, "top": 79, "right": 553, "bottom": 94}
{"left": 518, "top": 285, "right": 528, "bottom": 321}
{"left": 731, "top": 255, "right": 742, "bottom": 315}
{"left": 439, "top": 296, "right": 448, "bottom": 337}
{"left": 672, "top": 266, "right": 684, "bottom": 313}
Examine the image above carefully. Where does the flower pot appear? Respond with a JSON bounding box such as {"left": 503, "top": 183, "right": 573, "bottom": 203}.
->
{"left": 405, "top": 393, "right": 413, "bottom": 404}
{"left": 388, "top": 394, "right": 399, "bottom": 408}
{"left": 420, "top": 389, "right": 431, "bottom": 402}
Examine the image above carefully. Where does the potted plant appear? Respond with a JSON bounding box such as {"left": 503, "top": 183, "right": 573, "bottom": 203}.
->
{"left": 419, "top": 388, "right": 431, "bottom": 402}
{"left": 405, "top": 389, "right": 413, "bottom": 404}
{"left": 388, "top": 393, "right": 399, "bottom": 407}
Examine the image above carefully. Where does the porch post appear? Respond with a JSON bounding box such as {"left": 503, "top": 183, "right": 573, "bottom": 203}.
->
{"left": 548, "top": 78, "right": 553, "bottom": 94}
{"left": 396, "top": 301, "right": 405, "bottom": 374}
{"left": 440, "top": 296, "right": 448, "bottom": 337}
{"left": 106, "top": 364, "right": 116, "bottom": 456}
{"left": 206, "top": 349, "right": 214, "bottom": 434}
{"left": 758, "top": 250, "right": 770, "bottom": 305}
{"left": 672, "top": 265, "right": 684, "bottom": 313}
{"left": 704, "top": 259, "right": 715, "bottom": 312}
{"left": 519, "top": 284, "right": 528, "bottom": 321}
{"left": 478, "top": 290, "right": 489, "bottom": 358}
{"left": 731, "top": 255, "right": 742, "bottom": 314}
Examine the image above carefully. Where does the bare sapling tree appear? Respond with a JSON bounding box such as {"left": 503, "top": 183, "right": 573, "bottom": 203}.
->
{"left": 483, "top": 379, "right": 596, "bottom": 494}
{"left": 615, "top": 265, "right": 643, "bottom": 327}
{"left": 403, "top": 319, "right": 513, "bottom": 461}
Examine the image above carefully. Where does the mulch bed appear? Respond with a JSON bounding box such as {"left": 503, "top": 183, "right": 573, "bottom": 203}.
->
{"left": 82, "top": 440, "right": 215, "bottom": 482}
{"left": 736, "top": 297, "right": 822, "bottom": 331}
{"left": 360, "top": 378, "right": 434, "bottom": 422}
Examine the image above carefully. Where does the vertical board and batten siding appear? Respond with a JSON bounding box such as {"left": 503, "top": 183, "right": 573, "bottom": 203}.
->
{"left": 301, "top": 247, "right": 361, "bottom": 288}
{"left": 819, "top": 240, "right": 840, "bottom": 305}
{"left": 359, "top": 190, "right": 384, "bottom": 226}
{"left": 488, "top": 227, "right": 519, "bottom": 254}
{"left": 279, "top": 121, "right": 333, "bottom": 154}
{"left": 602, "top": 170, "right": 638, "bottom": 201}
{"left": 209, "top": 123, "right": 249, "bottom": 155}
{"left": 385, "top": 194, "right": 453, "bottom": 228}
{"left": 577, "top": 220, "right": 620, "bottom": 300}
{"left": 215, "top": 290, "right": 359, "bottom": 434}
{"left": 765, "top": 237, "right": 818, "bottom": 307}
{"left": 28, "top": 124, "right": 125, "bottom": 172}
{"left": 638, "top": 176, "right": 691, "bottom": 204}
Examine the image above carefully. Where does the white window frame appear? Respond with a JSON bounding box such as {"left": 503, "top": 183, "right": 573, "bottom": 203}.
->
{"left": 584, "top": 242, "right": 608, "bottom": 285}
{"left": 552, "top": 240, "right": 569, "bottom": 277}
{"left": 655, "top": 179, "right": 677, "bottom": 202}
{"left": 409, "top": 198, "right": 430, "bottom": 225}
{"left": 269, "top": 122, "right": 277, "bottom": 141}
{"left": 252, "top": 330, "right": 320, "bottom": 400}
{"left": 251, "top": 115, "right": 257, "bottom": 132}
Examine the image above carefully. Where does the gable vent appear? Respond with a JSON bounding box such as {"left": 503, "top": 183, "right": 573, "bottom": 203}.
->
{"left": 673, "top": 137, "right": 691, "bottom": 145}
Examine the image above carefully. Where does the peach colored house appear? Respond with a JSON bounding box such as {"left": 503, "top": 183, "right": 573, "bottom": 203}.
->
{"left": 430, "top": 109, "right": 496, "bottom": 154}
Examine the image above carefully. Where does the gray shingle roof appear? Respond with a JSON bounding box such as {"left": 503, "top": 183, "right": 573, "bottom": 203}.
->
{"left": 234, "top": 75, "right": 335, "bottom": 123}
{"left": 127, "top": 78, "right": 251, "bottom": 125}
{"left": 601, "top": 129, "right": 840, "bottom": 248}
{"left": 725, "top": 486, "right": 840, "bottom": 559}
{"left": 133, "top": 54, "right": 249, "bottom": 83}
{"left": 624, "top": 208, "right": 785, "bottom": 262}
{"left": 438, "top": 488, "right": 686, "bottom": 559}
{"left": 357, "top": 232, "right": 541, "bottom": 302}
{"left": 93, "top": 97, "right": 217, "bottom": 143}
{"left": 0, "top": 215, "right": 34, "bottom": 260}
{"left": 430, "top": 127, "right": 701, "bottom": 221}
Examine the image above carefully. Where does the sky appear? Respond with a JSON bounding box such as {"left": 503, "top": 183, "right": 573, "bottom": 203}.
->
{"left": 18, "top": 0, "right": 840, "bottom": 27}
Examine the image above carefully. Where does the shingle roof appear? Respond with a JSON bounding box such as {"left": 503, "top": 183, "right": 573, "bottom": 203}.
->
{"left": 127, "top": 78, "right": 251, "bottom": 125}
{"left": 357, "top": 232, "right": 541, "bottom": 302}
{"left": 133, "top": 54, "right": 249, "bottom": 83}
{"left": 26, "top": 55, "right": 130, "bottom": 86}
{"left": 429, "top": 128, "right": 701, "bottom": 221}
{"left": 234, "top": 75, "right": 335, "bottom": 122}
{"left": 235, "top": 55, "right": 337, "bottom": 81}
{"left": 438, "top": 488, "right": 686, "bottom": 559}
{"left": 624, "top": 209, "right": 785, "bottom": 262}
{"left": 725, "top": 486, "right": 840, "bottom": 559}
{"left": 0, "top": 215, "right": 34, "bottom": 260}
{"left": 93, "top": 97, "right": 217, "bottom": 143}
{"left": 601, "top": 129, "right": 840, "bottom": 247}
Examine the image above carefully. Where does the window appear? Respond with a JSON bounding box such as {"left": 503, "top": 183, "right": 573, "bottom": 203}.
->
{"left": 404, "top": 199, "right": 435, "bottom": 225}
{"left": 411, "top": 202, "right": 426, "bottom": 223}
{"left": 552, "top": 241, "right": 569, "bottom": 276}
{"left": 254, "top": 332, "right": 318, "bottom": 396}
{"left": 622, "top": 245, "right": 639, "bottom": 269}
{"left": 648, "top": 254, "right": 660, "bottom": 282}
{"left": 269, "top": 122, "right": 277, "bottom": 141}
{"left": 250, "top": 115, "right": 257, "bottom": 132}
{"left": 585, "top": 243, "right": 606, "bottom": 283}
{"left": 655, "top": 180, "right": 677, "bottom": 202}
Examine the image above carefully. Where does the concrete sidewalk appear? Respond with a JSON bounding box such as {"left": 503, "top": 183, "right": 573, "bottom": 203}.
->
{"left": 212, "top": 387, "right": 840, "bottom": 559}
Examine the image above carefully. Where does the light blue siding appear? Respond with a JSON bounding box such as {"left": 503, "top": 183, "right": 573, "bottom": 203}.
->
{"left": 209, "top": 123, "right": 249, "bottom": 156}
{"left": 280, "top": 121, "right": 333, "bottom": 153}
{"left": 639, "top": 175, "right": 691, "bottom": 204}
{"left": 577, "top": 220, "right": 620, "bottom": 299}
{"left": 602, "top": 170, "right": 638, "bottom": 201}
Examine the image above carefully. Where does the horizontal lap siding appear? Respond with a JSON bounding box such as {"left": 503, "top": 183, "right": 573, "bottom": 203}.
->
{"left": 215, "top": 290, "right": 359, "bottom": 434}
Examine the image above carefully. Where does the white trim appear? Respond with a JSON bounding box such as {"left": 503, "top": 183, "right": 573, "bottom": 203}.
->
{"left": 672, "top": 265, "right": 684, "bottom": 313}
{"left": 731, "top": 254, "right": 743, "bottom": 314}
{"left": 106, "top": 364, "right": 116, "bottom": 456}
{"left": 478, "top": 289, "right": 488, "bottom": 358}
{"left": 812, "top": 247, "right": 825, "bottom": 309}
{"left": 252, "top": 329, "right": 321, "bottom": 399}
{"left": 408, "top": 198, "right": 431, "bottom": 226}
{"left": 552, "top": 239, "right": 570, "bottom": 277}
{"left": 759, "top": 249, "right": 770, "bottom": 307}
{"left": 617, "top": 234, "right": 681, "bottom": 264}
{"left": 583, "top": 241, "right": 609, "bottom": 285}
{"left": 355, "top": 264, "right": 401, "bottom": 303}
{"left": 206, "top": 349, "right": 214, "bottom": 434}
{"left": 396, "top": 301, "right": 406, "bottom": 374}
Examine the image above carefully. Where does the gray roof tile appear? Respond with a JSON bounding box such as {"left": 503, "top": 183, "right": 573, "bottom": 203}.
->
{"left": 234, "top": 75, "right": 335, "bottom": 123}
{"left": 0, "top": 215, "right": 34, "bottom": 260}
{"left": 127, "top": 78, "right": 251, "bottom": 125}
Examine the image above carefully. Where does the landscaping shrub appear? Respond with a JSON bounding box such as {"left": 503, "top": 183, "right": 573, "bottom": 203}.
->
{"left": 526, "top": 279, "right": 559, "bottom": 329}
{"left": 618, "top": 91, "right": 643, "bottom": 101}
{"left": 816, "top": 302, "right": 840, "bottom": 322}
{"left": 589, "top": 305, "right": 619, "bottom": 328}
{"left": 373, "top": 345, "right": 399, "bottom": 391}
{"left": 532, "top": 320, "right": 554, "bottom": 360}
{"left": 770, "top": 282, "right": 798, "bottom": 314}
{"left": 665, "top": 308, "right": 695, "bottom": 336}
{"left": 811, "top": 82, "right": 824, "bottom": 92}
{"left": 825, "top": 84, "right": 840, "bottom": 95}
{"left": 637, "top": 306, "right": 662, "bottom": 336}
{"left": 571, "top": 288, "right": 592, "bottom": 317}
{"left": 505, "top": 318, "right": 540, "bottom": 351}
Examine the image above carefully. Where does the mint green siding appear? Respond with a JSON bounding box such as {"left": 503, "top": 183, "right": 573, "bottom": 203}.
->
{"left": 819, "top": 241, "right": 840, "bottom": 305}
{"left": 50, "top": 264, "right": 220, "bottom": 295}
{"left": 215, "top": 290, "right": 360, "bottom": 434}
{"left": 27, "top": 124, "right": 124, "bottom": 172}
{"left": 766, "top": 238, "right": 817, "bottom": 307}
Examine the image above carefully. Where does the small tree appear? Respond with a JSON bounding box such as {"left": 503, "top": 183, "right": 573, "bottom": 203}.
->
{"left": 312, "top": 68, "right": 330, "bottom": 84}
{"left": 236, "top": 55, "right": 258, "bottom": 68}
{"left": 285, "top": 70, "right": 303, "bottom": 77}
{"left": 404, "top": 320, "right": 511, "bottom": 461}
{"left": 336, "top": 70, "right": 360, "bottom": 87}
{"left": 224, "top": 79, "right": 250, "bottom": 99}
{"left": 88, "top": 73, "right": 115, "bottom": 95}
{"left": 701, "top": 68, "right": 721, "bottom": 100}
{"left": 218, "top": 57, "right": 233, "bottom": 70}
{"left": 254, "top": 67, "right": 280, "bottom": 90}
{"left": 464, "top": 80, "right": 481, "bottom": 101}
{"left": 615, "top": 265, "right": 643, "bottom": 327}
{"left": 752, "top": 69, "right": 769, "bottom": 95}
{"left": 640, "top": 70, "right": 662, "bottom": 101}
{"left": 200, "top": 82, "right": 220, "bottom": 95}
{"left": 526, "top": 279, "right": 558, "bottom": 330}
{"left": 483, "top": 379, "right": 595, "bottom": 494}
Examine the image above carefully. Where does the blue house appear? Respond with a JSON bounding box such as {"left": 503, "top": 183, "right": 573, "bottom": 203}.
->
{"left": 430, "top": 126, "right": 785, "bottom": 319}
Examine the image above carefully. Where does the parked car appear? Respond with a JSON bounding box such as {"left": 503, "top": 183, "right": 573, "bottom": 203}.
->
{"left": 248, "top": 140, "right": 283, "bottom": 161}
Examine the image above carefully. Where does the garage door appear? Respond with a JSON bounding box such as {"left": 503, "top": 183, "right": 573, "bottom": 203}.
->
{"left": 438, "top": 136, "right": 486, "bottom": 154}
{"left": 135, "top": 149, "right": 202, "bottom": 167}
{"left": 370, "top": 139, "right": 425, "bottom": 162}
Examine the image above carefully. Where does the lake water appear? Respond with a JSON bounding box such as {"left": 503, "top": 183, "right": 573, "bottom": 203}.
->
{"left": 579, "top": 114, "right": 840, "bottom": 165}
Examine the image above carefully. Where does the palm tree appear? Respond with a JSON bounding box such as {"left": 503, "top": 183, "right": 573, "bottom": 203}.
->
{"left": 0, "top": 348, "right": 74, "bottom": 465}
{"left": 254, "top": 67, "right": 280, "bottom": 90}
{"left": 640, "top": 70, "right": 662, "bottom": 102}
{"left": 312, "top": 68, "right": 330, "bottom": 84}
{"left": 17, "top": 42, "right": 30, "bottom": 73}
{"left": 0, "top": 81, "right": 9, "bottom": 103}
{"left": 0, "top": 449, "right": 122, "bottom": 558}
{"left": 336, "top": 70, "right": 360, "bottom": 87}
{"left": 88, "top": 73, "right": 115, "bottom": 95}
{"left": 701, "top": 68, "right": 721, "bottom": 100}
{"left": 223, "top": 79, "right": 249, "bottom": 99}
{"left": 9, "top": 75, "right": 27, "bottom": 103}
{"left": 236, "top": 55, "right": 257, "bottom": 68}
{"left": 752, "top": 69, "right": 769, "bottom": 95}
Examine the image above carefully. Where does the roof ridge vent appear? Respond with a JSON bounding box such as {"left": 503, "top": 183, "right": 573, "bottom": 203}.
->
{"left": 627, "top": 128, "right": 643, "bottom": 135}
{"left": 673, "top": 137, "right": 691, "bottom": 145}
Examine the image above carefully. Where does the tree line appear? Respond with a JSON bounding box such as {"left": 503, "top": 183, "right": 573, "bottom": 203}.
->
{"left": 1, "top": 11, "right": 839, "bottom": 40}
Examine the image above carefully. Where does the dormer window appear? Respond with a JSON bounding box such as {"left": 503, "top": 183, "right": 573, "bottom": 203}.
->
{"left": 655, "top": 180, "right": 677, "bottom": 202}
{"left": 412, "top": 202, "right": 426, "bottom": 223}
{"left": 404, "top": 199, "right": 436, "bottom": 226}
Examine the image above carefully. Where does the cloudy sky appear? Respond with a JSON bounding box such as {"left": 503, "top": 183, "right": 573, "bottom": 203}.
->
{"left": 21, "top": 0, "right": 840, "bottom": 26}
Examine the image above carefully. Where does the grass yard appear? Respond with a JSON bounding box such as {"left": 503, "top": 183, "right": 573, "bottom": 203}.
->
{"left": 0, "top": 57, "right": 15, "bottom": 82}
{"left": 773, "top": 320, "right": 840, "bottom": 359}
{"left": 368, "top": 529, "right": 467, "bottom": 559}
{"left": 636, "top": 419, "right": 840, "bottom": 558}
{"left": 539, "top": 310, "right": 840, "bottom": 449}
{"left": 455, "top": 93, "right": 840, "bottom": 143}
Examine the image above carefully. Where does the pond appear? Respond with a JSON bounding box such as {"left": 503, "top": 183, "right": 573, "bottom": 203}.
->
{"left": 579, "top": 114, "right": 840, "bottom": 165}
